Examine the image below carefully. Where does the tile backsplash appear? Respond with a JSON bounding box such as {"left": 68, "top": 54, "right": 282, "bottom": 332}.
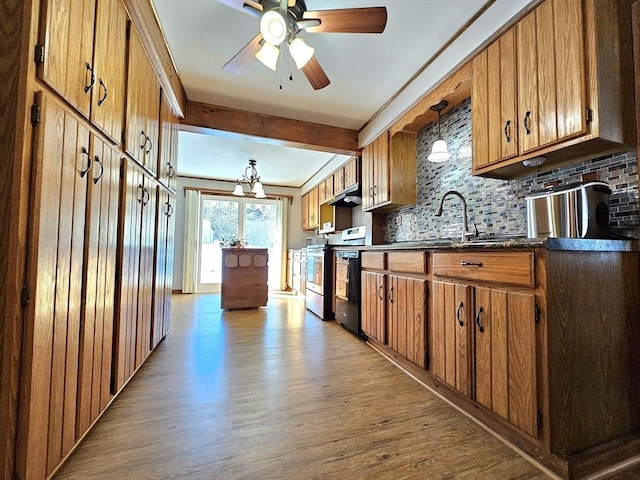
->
{"left": 384, "top": 98, "right": 639, "bottom": 242}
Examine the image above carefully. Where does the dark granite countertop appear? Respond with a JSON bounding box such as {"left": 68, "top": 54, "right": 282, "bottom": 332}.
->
{"left": 341, "top": 235, "right": 639, "bottom": 252}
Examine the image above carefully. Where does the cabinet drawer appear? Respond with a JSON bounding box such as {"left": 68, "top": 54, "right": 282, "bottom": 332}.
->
{"left": 388, "top": 251, "right": 427, "bottom": 274}
{"left": 335, "top": 262, "right": 348, "bottom": 282}
{"left": 433, "top": 251, "right": 534, "bottom": 288}
{"left": 361, "top": 251, "right": 386, "bottom": 270}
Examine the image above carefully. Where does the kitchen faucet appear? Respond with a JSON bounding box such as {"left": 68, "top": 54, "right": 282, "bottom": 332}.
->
{"left": 435, "top": 190, "right": 478, "bottom": 242}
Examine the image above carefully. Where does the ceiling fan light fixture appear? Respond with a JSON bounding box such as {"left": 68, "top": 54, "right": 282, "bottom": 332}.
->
{"left": 255, "top": 42, "right": 280, "bottom": 71}
{"left": 289, "top": 37, "right": 314, "bottom": 69}
{"left": 260, "top": 10, "right": 287, "bottom": 46}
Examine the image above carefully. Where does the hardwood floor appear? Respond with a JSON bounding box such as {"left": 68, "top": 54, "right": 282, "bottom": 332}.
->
{"left": 53, "top": 293, "right": 557, "bottom": 479}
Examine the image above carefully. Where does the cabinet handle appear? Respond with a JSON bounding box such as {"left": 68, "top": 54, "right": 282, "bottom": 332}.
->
{"left": 84, "top": 63, "right": 95, "bottom": 93}
{"left": 523, "top": 111, "right": 532, "bottom": 135}
{"left": 504, "top": 120, "right": 511, "bottom": 143}
{"left": 475, "top": 306, "right": 485, "bottom": 333}
{"left": 137, "top": 184, "right": 144, "bottom": 203}
{"left": 145, "top": 136, "right": 153, "bottom": 154}
{"left": 377, "top": 284, "right": 383, "bottom": 300}
{"left": 456, "top": 301, "right": 464, "bottom": 327}
{"left": 92, "top": 155, "right": 104, "bottom": 184}
{"left": 142, "top": 187, "right": 150, "bottom": 205}
{"left": 373, "top": 185, "right": 377, "bottom": 197}
{"left": 165, "top": 201, "right": 173, "bottom": 217}
{"left": 166, "top": 162, "right": 175, "bottom": 178}
{"left": 139, "top": 130, "right": 147, "bottom": 149}
{"left": 97, "top": 78, "right": 108, "bottom": 106}
{"left": 79, "top": 146, "right": 92, "bottom": 177}
{"left": 369, "top": 186, "right": 374, "bottom": 198}
{"left": 460, "top": 261, "right": 483, "bottom": 267}
{"left": 388, "top": 286, "right": 394, "bottom": 304}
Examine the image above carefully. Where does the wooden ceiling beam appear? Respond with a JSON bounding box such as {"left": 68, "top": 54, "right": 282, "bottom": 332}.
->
{"left": 182, "top": 101, "right": 361, "bottom": 156}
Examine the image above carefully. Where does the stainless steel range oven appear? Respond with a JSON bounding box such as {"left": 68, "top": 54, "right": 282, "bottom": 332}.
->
{"left": 305, "top": 244, "right": 333, "bottom": 320}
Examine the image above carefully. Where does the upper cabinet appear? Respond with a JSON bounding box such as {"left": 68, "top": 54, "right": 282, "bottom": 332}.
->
{"left": 37, "top": 0, "right": 127, "bottom": 143}
{"left": 302, "top": 186, "right": 319, "bottom": 231}
{"left": 362, "top": 131, "right": 416, "bottom": 212}
{"left": 125, "top": 25, "right": 161, "bottom": 176}
{"left": 158, "top": 91, "right": 179, "bottom": 192}
{"left": 318, "top": 175, "right": 334, "bottom": 204}
{"left": 472, "top": 0, "right": 635, "bottom": 178}
{"left": 333, "top": 156, "right": 359, "bottom": 194}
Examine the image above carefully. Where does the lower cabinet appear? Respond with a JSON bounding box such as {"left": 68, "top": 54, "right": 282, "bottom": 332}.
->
{"left": 361, "top": 251, "right": 428, "bottom": 368}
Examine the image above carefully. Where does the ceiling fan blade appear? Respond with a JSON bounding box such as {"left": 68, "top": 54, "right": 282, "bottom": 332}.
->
{"left": 217, "top": 0, "right": 263, "bottom": 17}
{"left": 301, "top": 55, "right": 330, "bottom": 90}
{"left": 302, "top": 7, "right": 387, "bottom": 33}
{"left": 223, "top": 33, "right": 263, "bottom": 75}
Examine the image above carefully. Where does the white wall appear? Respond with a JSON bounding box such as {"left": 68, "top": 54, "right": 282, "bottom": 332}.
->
{"left": 172, "top": 176, "right": 307, "bottom": 290}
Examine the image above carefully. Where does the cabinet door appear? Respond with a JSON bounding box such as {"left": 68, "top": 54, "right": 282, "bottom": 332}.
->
{"left": 308, "top": 186, "right": 319, "bottom": 229}
{"left": 90, "top": 0, "right": 127, "bottom": 143}
{"left": 152, "top": 188, "right": 174, "bottom": 349}
{"left": 19, "top": 93, "right": 90, "bottom": 479}
{"left": 517, "top": 0, "right": 586, "bottom": 153}
{"left": 143, "top": 70, "right": 161, "bottom": 176}
{"left": 373, "top": 131, "right": 389, "bottom": 206}
{"left": 301, "top": 192, "right": 309, "bottom": 229}
{"left": 432, "top": 281, "right": 473, "bottom": 397}
{"left": 113, "top": 159, "right": 145, "bottom": 393}
{"left": 159, "top": 92, "right": 179, "bottom": 190}
{"left": 37, "top": 0, "right": 96, "bottom": 118}
{"left": 77, "top": 133, "right": 120, "bottom": 437}
{"left": 475, "top": 288, "right": 537, "bottom": 438}
{"left": 388, "top": 275, "right": 427, "bottom": 368}
{"left": 361, "top": 143, "right": 374, "bottom": 210}
{"left": 472, "top": 27, "right": 518, "bottom": 170}
{"left": 124, "top": 27, "right": 147, "bottom": 164}
{"left": 361, "top": 271, "right": 386, "bottom": 344}
{"left": 343, "top": 157, "right": 358, "bottom": 191}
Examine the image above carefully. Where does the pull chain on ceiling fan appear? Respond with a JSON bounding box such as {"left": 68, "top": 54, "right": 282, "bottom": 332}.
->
{"left": 219, "top": 0, "right": 387, "bottom": 90}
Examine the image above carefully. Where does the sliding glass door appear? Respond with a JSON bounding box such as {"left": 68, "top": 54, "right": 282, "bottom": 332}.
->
{"left": 197, "top": 195, "right": 282, "bottom": 293}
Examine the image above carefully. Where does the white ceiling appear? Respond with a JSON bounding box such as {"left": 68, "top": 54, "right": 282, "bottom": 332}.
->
{"left": 152, "top": 0, "right": 530, "bottom": 188}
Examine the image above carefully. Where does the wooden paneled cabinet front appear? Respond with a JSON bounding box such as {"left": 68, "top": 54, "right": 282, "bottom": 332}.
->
{"left": 37, "top": 0, "right": 128, "bottom": 143}
{"left": 361, "top": 131, "right": 416, "bottom": 212}
{"left": 333, "top": 156, "right": 359, "bottom": 194}
{"left": 472, "top": 0, "right": 635, "bottom": 178}
{"left": 302, "top": 186, "right": 319, "bottom": 231}
{"left": 432, "top": 251, "right": 538, "bottom": 440}
{"left": 361, "top": 251, "right": 428, "bottom": 369}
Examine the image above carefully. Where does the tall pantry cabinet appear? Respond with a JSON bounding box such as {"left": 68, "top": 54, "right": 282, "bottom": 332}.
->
{"left": 1, "top": 0, "right": 182, "bottom": 479}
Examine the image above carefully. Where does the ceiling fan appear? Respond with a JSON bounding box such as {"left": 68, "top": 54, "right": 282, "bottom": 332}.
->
{"left": 218, "top": 0, "right": 387, "bottom": 90}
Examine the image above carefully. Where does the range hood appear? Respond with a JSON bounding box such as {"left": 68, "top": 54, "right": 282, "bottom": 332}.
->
{"left": 328, "top": 184, "right": 361, "bottom": 208}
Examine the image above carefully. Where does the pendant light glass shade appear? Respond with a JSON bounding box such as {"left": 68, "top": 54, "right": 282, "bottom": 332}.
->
{"left": 428, "top": 100, "right": 451, "bottom": 163}
{"left": 427, "top": 139, "right": 451, "bottom": 162}
{"left": 260, "top": 10, "right": 287, "bottom": 46}
{"left": 255, "top": 42, "right": 280, "bottom": 71}
{"left": 289, "top": 37, "right": 314, "bottom": 69}
{"left": 233, "top": 183, "right": 245, "bottom": 196}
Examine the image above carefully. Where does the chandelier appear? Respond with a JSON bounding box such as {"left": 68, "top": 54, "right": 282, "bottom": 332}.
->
{"left": 233, "top": 159, "right": 266, "bottom": 198}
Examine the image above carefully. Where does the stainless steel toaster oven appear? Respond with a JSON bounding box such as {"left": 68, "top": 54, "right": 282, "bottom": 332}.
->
{"left": 525, "top": 181, "right": 611, "bottom": 239}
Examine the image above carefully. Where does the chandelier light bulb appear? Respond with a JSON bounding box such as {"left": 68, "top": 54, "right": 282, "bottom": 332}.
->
{"left": 233, "top": 182, "right": 245, "bottom": 196}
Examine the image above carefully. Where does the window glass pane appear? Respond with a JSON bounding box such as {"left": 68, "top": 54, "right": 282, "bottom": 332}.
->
{"left": 244, "top": 202, "right": 277, "bottom": 249}
{"left": 200, "top": 199, "right": 238, "bottom": 284}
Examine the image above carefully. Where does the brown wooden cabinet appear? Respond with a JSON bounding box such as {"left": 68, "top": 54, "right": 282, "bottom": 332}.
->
{"left": 432, "top": 251, "right": 538, "bottom": 437}
{"left": 76, "top": 132, "right": 121, "bottom": 441}
{"left": 362, "top": 131, "right": 416, "bottom": 212}
{"left": 125, "top": 24, "right": 161, "bottom": 175}
{"left": 37, "top": 0, "right": 127, "bottom": 142}
{"left": 221, "top": 248, "right": 269, "bottom": 309}
{"left": 18, "top": 92, "right": 92, "bottom": 479}
{"left": 472, "top": 0, "right": 635, "bottom": 178}
{"left": 333, "top": 156, "right": 359, "bottom": 194}
{"left": 318, "top": 175, "right": 334, "bottom": 203}
{"left": 302, "top": 186, "right": 319, "bottom": 231}
{"left": 361, "top": 251, "right": 428, "bottom": 368}
{"left": 113, "top": 158, "right": 157, "bottom": 393}
{"left": 158, "top": 91, "right": 180, "bottom": 191}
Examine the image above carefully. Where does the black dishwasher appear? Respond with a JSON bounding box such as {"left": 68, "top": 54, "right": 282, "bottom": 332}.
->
{"left": 334, "top": 250, "right": 363, "bottom": 337}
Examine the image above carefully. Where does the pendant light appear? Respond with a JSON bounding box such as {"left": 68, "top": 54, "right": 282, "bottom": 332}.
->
{"left": 233, "top": 159, "right": 267, "bottom": 198}
{"left": 428, "top": 100, "right": 451, "bottom": 163}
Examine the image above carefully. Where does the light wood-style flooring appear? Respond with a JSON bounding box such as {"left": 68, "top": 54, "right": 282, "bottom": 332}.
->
{"left": 53, "top": 293, "right": 559, "bottom": 479}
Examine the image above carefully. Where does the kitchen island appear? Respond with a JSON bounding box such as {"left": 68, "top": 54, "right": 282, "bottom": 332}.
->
{"left": 221, "top": 248, "right": 269, "bottom": 309}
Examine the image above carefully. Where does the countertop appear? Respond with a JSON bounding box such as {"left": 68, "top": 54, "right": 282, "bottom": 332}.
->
{"left": 331, "top": 235, "right": 639, "bottom": 252}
